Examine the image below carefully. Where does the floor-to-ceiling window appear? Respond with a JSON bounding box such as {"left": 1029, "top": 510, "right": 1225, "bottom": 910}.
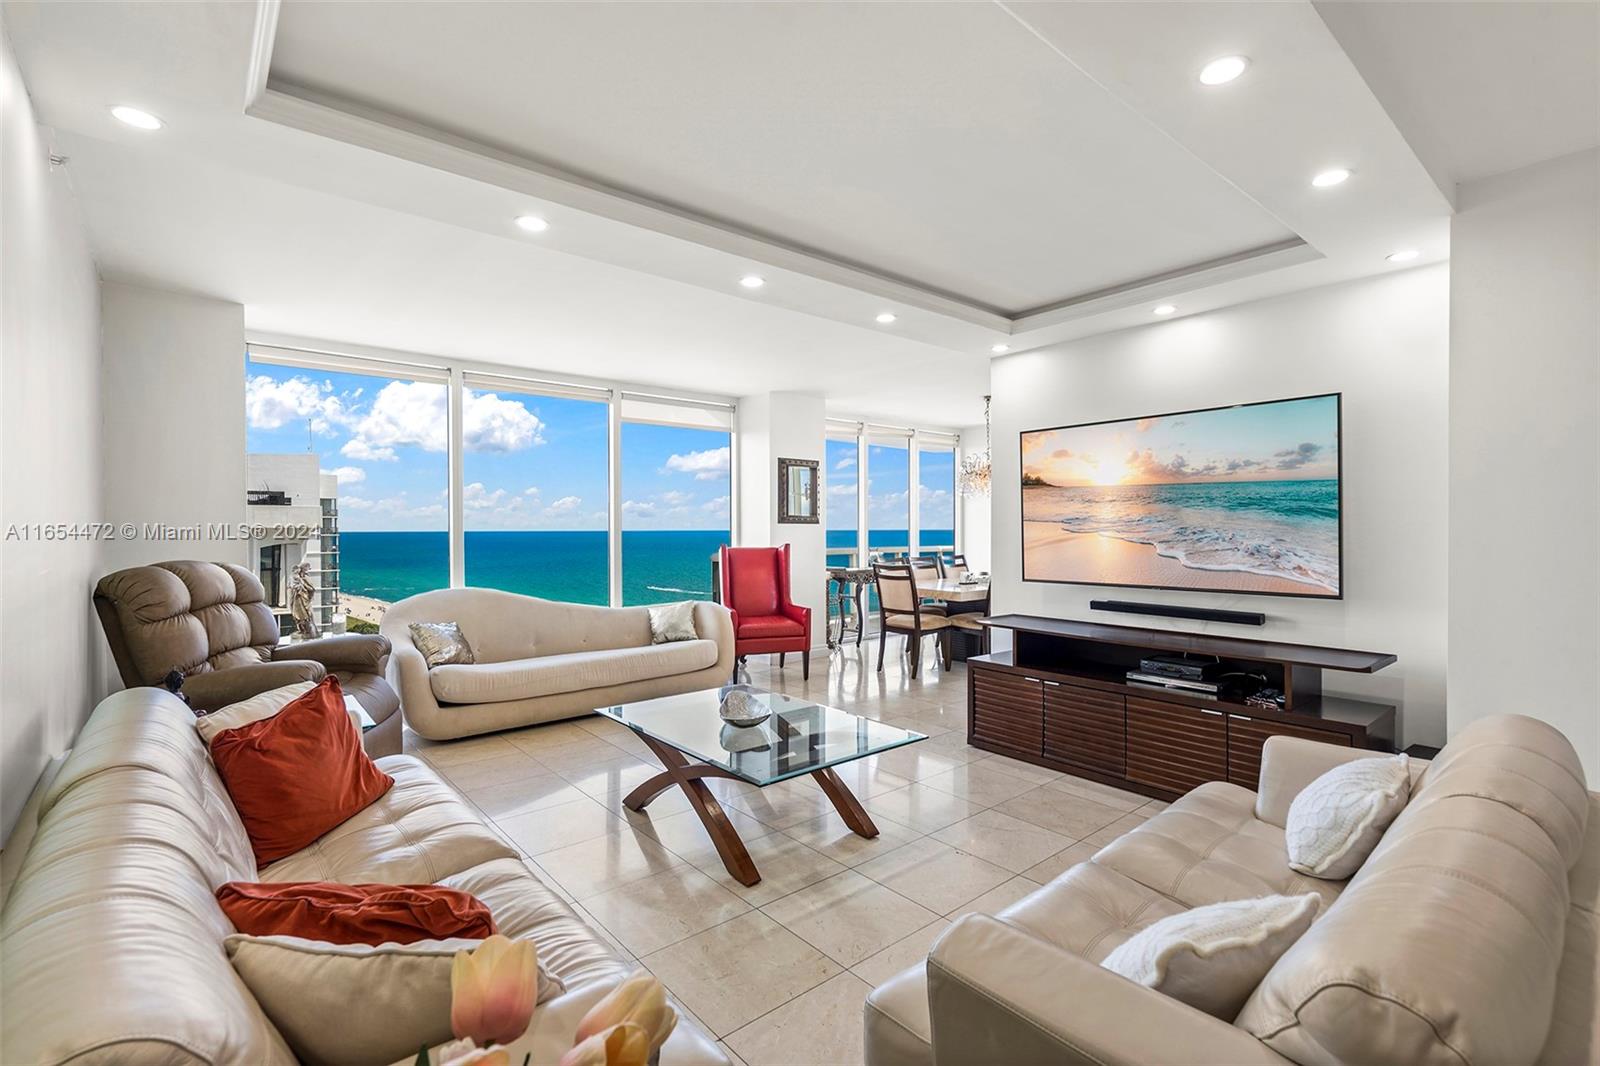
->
{"left": 918, "top": 438, "right": 958, "bottom": 563}
{"left": 247, "top": 346, "right": 736, "bottom": 614}
{"left": 867, "top": 432, "right": 911, "bottom": 562}
{"left": 825, "top": 431, "right": 860, "bottom": 572}
{"left": 620, "top": 396, "right": 734, "bottom": 606}
{"left": 462, "top": 378, "right": 610, "bottom": 605}
{"left": 244, "top": 352, "right": 449, "bottom": 632}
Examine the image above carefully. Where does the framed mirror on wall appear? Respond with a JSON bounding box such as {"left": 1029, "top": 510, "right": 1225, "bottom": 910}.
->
{"left": 777, "top": 457, "right": 819, "bottom": 524}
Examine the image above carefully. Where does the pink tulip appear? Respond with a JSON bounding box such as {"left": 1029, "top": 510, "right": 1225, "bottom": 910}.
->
{"left": 571, "top": 972, "right": 677, "bottom": 1055}
{"left": 451, "top": 935, "right": 539, "bottom": 1047}
{"left": 558, "top": 1023, "right": 650, "bottom": 1066}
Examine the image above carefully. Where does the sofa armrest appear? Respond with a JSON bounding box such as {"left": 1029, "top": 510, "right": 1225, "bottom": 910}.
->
{"left": 693, "top": 601, "right": 737, "bottom": 675}
{"left": 270, "top": 634, "right": 391, "bottom": 673}
{"left": 386, "top": 633, "right": 448, "bottom": 738}
{"left": 180, "top": 661, "right": 325, "bottom": 712}
{"left": 927, "top": 915, "right": 1294, "bottom": 1066}
{"left": 1254, "top": 735, "right": 1401, "bottom": 827}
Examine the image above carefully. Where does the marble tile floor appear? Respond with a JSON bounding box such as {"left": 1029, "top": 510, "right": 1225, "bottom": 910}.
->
{"left": 405, "top": 640, "right": 1163, "bottom": 1066}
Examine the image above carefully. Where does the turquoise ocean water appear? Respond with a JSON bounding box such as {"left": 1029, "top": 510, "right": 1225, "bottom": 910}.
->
{"left": 341, "top": 528, "right": 954, "bottom": 607}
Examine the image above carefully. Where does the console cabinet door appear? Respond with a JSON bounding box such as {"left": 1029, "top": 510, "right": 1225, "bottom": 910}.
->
{"left": 1042, "top": 681, "right": 1126, "bottom": 777}
{"left": 970, "top": 668, "right": 1044, "bottom": 758}
{"left": 1125, "top": 697, "right": 1227, "bottom": 795}
{"left": 1226, "top": 713, "right": 1352, "bottom": 789}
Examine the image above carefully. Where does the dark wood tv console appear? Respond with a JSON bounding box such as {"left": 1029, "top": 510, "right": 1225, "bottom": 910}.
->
{"left": 969, "top": 614, "right": 1397, "bottom": 801}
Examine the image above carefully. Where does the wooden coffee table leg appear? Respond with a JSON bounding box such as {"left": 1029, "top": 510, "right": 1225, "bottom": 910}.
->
{"left": 626, "top": 733, "right": 761, "bottom": 886}
{"left": 812, "top": 766, "right": 879, "bottom": 839}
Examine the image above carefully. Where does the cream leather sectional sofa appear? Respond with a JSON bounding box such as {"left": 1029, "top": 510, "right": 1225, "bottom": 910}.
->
{"left": 866, "top": 713, "right": 1598, "bottom": 1066}
{"left": 382, "top": 589, "right": 736, "bottom": 740}
{"left": 0, "top": 688, "right": 729, "bottom": 1066}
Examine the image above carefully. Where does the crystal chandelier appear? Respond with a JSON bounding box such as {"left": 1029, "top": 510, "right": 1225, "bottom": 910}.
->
{"left": 958, "top": 395, "right": 992, "bottom": 498}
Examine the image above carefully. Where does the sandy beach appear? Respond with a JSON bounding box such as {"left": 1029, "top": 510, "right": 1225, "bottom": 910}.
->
{"left": 341, "top": 594, "right": 392, "bottom": 626}
{"left": 1023, "top": 521, "right": 1323, "bottom": 595}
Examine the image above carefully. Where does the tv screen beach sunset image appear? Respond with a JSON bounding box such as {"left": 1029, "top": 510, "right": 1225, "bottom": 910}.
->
{"left": 1021, "top": 394, "right": 1341, "bottom": 597}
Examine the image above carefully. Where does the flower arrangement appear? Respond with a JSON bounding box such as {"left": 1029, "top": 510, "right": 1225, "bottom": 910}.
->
{"left": 421, "top": 937, "right": 678, "bottom": 1066}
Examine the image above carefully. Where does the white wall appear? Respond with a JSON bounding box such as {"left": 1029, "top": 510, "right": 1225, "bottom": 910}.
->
{"left": 736, "top": 391, "right": 827, "bottom": 648}
{"left": 100, "top": 282, "right": 247, "bottom": 574}
{"left": 958, "top": 423, "right": 992, "bottom": 571}
{"left": 1449, "top": 149, "right": 1599, "bottom": 778}
{"left": 0, "top": 27, "right": 103, "bottom": 842}
{"left": 991, "top": 266, "right": 1450, "bottom": 747}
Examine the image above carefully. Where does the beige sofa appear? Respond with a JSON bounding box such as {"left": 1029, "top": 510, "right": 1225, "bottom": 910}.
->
{"left": 382, "top": 589, "right": 736, "bottom": 740}
{"left": 0, "top": 687, "right": 729, "bottom": 1066}
{"left": 866, "top": 713, "right": 1598, "bottom": 1066}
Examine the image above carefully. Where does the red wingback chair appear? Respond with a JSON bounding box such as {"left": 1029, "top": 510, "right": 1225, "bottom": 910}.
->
{"left": 719, "top": 544, "right": 812, "bottom": 680}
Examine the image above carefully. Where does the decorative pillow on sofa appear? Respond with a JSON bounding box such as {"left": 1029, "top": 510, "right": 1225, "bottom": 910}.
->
{"left": 209, "top": 676, "right": 394, "bottom": 865}
{"left": 217, "top": 881, "right": 497, "bottom": 945}
{"left": 410, "top": 621, "right": 476, "bottom": 666}
{"left": 224, "top": 934, "right": 564, "bottom": 1066}
{"left": 1100, "top": 893, "right": 1322, "bottom": 1020}
{"left": 1286, "top": 753, "right": 1412, "bottom": 879}
{"left": 647, "top": 600, "right": 699, "bottom": 644}
{"left": 195, "top": 682, "right": 316, "bottom": 744}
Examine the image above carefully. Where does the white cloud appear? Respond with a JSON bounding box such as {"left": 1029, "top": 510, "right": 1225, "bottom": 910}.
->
{"left": 321, "top": 465, "right": 366, "bottom": 484}
{"left": 622, "top": 499, "right": 657, "bottom": 516}
{"left": 663, "top": 446, "right": 730, "bottom": 482}
{"left": 523, "top": 486, "right": 541, "bottom": 497}
{"left": 341, "top": 438, "right": 397, "bottom": 462}
{"left": 829, "top": 482, "right": 856, "bottom": 497}
{"left": 543, "top": 495, "right": 581, "bottom": 515}
{"left": 835, "top": 453, "right": 856, "bottom": 470}
{"left": 658, "top": 489, "right": 694, "bottom": 506}
{"left": 341, "top": 382, "right": 544, "bottom": 459}
{"left": 462, "top": 482, "right": 509, "bottom": 510}
{"left": 245, "top": 374, "right": 352, "bottom": 434}
{"left": 701, "top": 496, "right": 730, "bottom": 515}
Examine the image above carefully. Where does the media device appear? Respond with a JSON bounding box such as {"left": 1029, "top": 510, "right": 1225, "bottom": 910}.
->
{"left": 1090, "top": 599, "right": 1268, "bottom": 626}
{"left": 1138, "top": 654, "right": 1221, "bottom": 682}
{"left": 1021, "top": 393, "right": 1342, "bottom": 600}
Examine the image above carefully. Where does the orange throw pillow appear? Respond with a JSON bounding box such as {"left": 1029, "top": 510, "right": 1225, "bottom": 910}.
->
{"left": 217, "top": 881, "right": 497, "bottom": 945}
{"left": 210, "top": 675, "right": 394, "bottom": 865}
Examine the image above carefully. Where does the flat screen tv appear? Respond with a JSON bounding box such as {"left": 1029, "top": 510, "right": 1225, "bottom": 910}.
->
{"left": 1021, "top": 393, "right": 1342, "bottom": 599}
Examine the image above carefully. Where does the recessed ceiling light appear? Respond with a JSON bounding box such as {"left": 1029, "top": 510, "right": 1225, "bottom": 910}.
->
{"left": 1386, "top": 248, "right": 1420, "bottom": 262}
{"left": 1153, "top": 304, "right": 1177, "bottom": 316}
{"left": 739, "top": 274, "right": 765, "bottom": 289}
{"left": 111, "top": 105, "right": 163, "bottom": 130}
{"left": 1199, "top": 56, "right": 1249, "bottom": 86}
{"left": 513, "top": 215, "right": 549, "bottom": 233}
{"left": 1312, "top": 168, "right": 1352, "bottom": 188}
{"left": 875, "top": 312, "right": 897, "bottom": 324}
{"left": 991, "top": 343, "right": 1010, "bottom": 354}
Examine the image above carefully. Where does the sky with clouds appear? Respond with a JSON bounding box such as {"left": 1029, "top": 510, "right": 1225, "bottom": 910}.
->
{"left": 1021, "top": 394, "right": 1339, "bottom": 488}
{"left": 245, "top": 361, "right": 732, "bottom": 532}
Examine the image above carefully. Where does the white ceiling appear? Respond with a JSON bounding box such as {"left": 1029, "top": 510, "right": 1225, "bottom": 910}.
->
{"left": 269, "top": 1, "right": 1295, "bottom": 316}
{"left": 1317, "top": 0, "right": 1600, "bottom": 197}
{"left": 4, "top": 1, "right": 1590, "bottom": 427}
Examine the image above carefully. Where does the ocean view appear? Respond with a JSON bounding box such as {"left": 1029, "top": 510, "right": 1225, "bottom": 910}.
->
{"left": 340, "top": 528, "right": 956, "bottom": 608}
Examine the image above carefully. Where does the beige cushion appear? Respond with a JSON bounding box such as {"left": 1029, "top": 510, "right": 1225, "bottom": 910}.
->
{"left": 1100, "top": 893, "right": 1321, "bottom": 1020}
{"left": 993, "top": 860, "right": 1187, "bottom": 961}
{"left": 1092, "top": 782, "right": 1345, "bottom": 909}
{"left": 260, "top": 756, "right": 517, "bottom": 884}
{"left": 1285, "top": 753, "right": 1412, "bottom": 879}
{"left": 648, "top": 600, "right": 700, "bottom": 643}
{"left": 226, "top": 934, "right": 566, "bottom": 1066}
{"left": 1237, "top": 714, "right": 1590, "bottom": 1066}
{"left": 429, "top": 640, "right": 719, "bottom": 705}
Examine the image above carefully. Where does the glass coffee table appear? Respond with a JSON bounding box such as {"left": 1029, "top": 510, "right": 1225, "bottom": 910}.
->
{"left": 597, "top": 686, "right": 926, "bottom": 886}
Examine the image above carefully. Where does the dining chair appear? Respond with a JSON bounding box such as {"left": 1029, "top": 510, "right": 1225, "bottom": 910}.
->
{"left": 873, "top": 563, "right": 952, "bottom": 678}
{"left": 904, "top": 555, "right": 948, "bottom": 615}
{"left": 945, "top": 554, "right": 969, "bottom": 582}
{"left": 943, "top": 553, "right": 988, "bottom": 617}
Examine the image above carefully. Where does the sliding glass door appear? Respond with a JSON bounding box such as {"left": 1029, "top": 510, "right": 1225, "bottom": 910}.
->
{"left": 620, "top": 403, "right": 733, "bottom": 606}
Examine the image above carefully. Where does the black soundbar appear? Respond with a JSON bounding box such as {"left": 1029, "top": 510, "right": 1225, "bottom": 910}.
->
{"left": 1089, "top": 599, "right": 1266, "bottom": 626}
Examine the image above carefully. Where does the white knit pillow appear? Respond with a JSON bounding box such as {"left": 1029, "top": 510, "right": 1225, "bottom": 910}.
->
{"left": 1285, "top": 754, "right": 1412, "bottom": 879}
{"left": 1101, "top": 894, "right": 1322, "bottom": 1019}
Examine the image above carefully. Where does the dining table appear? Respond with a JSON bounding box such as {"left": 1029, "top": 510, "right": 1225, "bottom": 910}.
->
{"left": 915, "top": 577, "right": 991, "bottom": 604}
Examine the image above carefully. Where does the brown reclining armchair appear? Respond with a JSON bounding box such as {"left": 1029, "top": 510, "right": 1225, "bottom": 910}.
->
{"left": 94, "top": 560, "right": 402, "bottom": 756}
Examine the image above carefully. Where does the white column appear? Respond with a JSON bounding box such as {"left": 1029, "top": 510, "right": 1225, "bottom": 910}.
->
{"left": 607, "top": 392, "right": 623, "bottom": 606}
{"left": 908, "top": 433, "right": 921, "bottom": 557}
